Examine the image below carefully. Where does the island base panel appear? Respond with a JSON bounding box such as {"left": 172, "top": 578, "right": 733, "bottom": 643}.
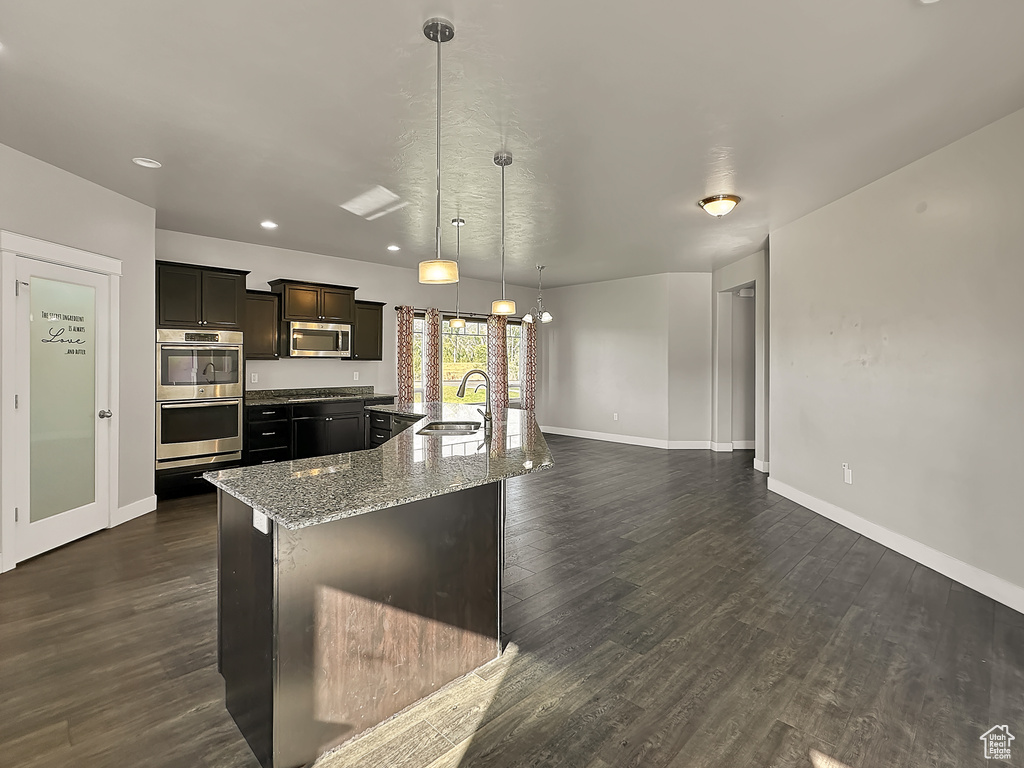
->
{"left": 219, "top": 483, "right": 501, "bottom": 768}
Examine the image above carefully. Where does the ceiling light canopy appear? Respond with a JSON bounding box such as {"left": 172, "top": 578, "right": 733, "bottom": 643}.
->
{"left": 418, "top": 18, "right": 459, "bottom": 286}
{"left": 698, "top": 194, "right": 741, "bottom": 217}
{"left": 491, "top": 151, "right": 516, "bottom": 316}
{"left": 132, "top": 157, "right": 161, "bottom": 169}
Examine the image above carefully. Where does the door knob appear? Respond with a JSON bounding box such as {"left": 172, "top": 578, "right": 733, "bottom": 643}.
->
{"left": 98, "top": 409, "right": 113, "bottom": 419}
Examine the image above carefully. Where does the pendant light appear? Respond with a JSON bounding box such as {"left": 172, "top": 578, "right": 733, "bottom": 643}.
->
{"left": 418, "top": 18, "right": 459, "bottom": 285}
{"left": 449, "top": 217, "right": 466, "bottom": 329}
{"left": 522, "top": 265, "right": 553, "bottom": 324}
{"left": 491, "top": 151, "right": 516, "bottom": 315}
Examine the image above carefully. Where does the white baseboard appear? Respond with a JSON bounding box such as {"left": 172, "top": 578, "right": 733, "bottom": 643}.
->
{"left": 733, "top": 440, "right": 755, "bottom": 450}
{"left": 767, "top": 478, "right": 1024, "bottom": 615}
{"left": 110, "top": 494, "right": 157, "bottom": 527}
{"left": 0, "top": 551, "right": 8, "bottom": 574}
{"left": 668, "top": 440, "right": 712, "bottom": 450}
{"left": 753, "top": 459, "right": 770, "bottom": 473}
{"left": 541, "top": 426, "right": 710, "bottom": 451}
{"left": 711, "top": 442, "right": 734, "bottom": 452}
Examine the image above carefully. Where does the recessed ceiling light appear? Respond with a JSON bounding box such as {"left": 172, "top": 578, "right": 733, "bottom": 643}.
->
{"left": 387, "top": 244, "right": 401, "bottom": 251}
{"left": 698, "top": 194, "right": 741, "bottom": 217}
{"left": 261, "top": 220, "right": 278, "bottom": 230}
{"left": 132, "top": 157, "right": 162, "bottom": 169}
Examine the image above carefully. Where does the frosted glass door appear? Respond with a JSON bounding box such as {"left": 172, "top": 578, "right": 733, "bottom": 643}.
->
{"left": 10, "top": 254, "right": 112, "bottom": 564}
{"left": 30, "top": 277, "right": 97, "bottom": 521}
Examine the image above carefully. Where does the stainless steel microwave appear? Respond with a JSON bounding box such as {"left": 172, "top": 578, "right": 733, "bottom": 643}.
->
{"left": 288, "top": 321, "right": 352, "bottom": 358}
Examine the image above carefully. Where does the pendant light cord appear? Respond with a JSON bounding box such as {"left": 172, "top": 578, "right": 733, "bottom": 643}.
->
{"left": 434, "top": 35, "right": 442, "bottom": 263}
{"left": 501, "top": 163, "right": 506, "bottom": 301}
{"left": 455, "top": 216, "right": 461, "bottom": 316}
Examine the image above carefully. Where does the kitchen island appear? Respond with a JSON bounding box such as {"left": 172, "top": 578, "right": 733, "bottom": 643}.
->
{"left": 205, "top": 403, "right": 552, "bottom": 768}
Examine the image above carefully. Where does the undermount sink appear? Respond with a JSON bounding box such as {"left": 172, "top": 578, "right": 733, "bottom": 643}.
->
{"left": 416, "top": 420, "right": 481, "bottom": 436}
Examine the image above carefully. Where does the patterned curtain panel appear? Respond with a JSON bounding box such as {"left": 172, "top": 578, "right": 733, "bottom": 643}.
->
{"left": 487, "top": 314, "right": 509, "bottom": 412}
{"left": 521, "top": 320, "right": 538, "bottom": 411}
{"left": 396, "top": 306, "right": 415, "bottom": 403}
{"left": 424, "top": 308, "right": 442, "bottom": 403}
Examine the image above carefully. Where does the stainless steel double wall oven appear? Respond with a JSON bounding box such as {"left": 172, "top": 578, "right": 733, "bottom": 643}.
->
{"left": 156, "top": 329, "right": 243, "bottom": 470}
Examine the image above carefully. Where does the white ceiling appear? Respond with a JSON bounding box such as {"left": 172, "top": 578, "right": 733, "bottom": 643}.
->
{"left": 1, "top": 1, "right": 1023, "bottom": 288}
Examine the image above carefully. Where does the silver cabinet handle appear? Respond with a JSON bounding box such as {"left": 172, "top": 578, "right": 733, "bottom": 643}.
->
{"left": 262, "top": 431, "right": 275, "bottom": 436}
{"left": 98, "top": 409, "right": 113, "bottom": 419}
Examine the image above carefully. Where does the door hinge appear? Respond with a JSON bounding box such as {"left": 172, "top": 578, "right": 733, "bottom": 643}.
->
{"left": 14, "top": 507, "right": 18, "bottom": 522}
{"left": 14, "top": 394, "right": 19, "bottom": 409}
{"left": 15, "top": 280, "right": 29, "bottom": 296}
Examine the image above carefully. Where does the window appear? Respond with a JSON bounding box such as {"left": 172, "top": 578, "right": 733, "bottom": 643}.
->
{"left": 506, "top": 322, "right": 522, "bottom": 406}
{"left": 425, "top": 317, "right": 523, "bottom": 406}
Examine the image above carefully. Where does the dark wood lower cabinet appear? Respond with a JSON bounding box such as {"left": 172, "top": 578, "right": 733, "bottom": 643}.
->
{"left": 292, "top": 414, "right": 362, "bottom": 459}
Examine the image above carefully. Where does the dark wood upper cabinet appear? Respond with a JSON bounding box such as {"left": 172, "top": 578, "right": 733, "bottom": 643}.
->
{"left": 269, "top": 280, "right": 357, "bottom": 323}
{"left": 353, "top": 300, "right": 385, "bottom": 361}
{"left": 244, "top": 291, "right": 280, "bottom": 360}
{"left": 157, "top": 261, "right": 248, "bottom": 330}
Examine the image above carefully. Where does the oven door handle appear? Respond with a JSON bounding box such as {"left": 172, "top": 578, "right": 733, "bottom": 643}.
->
{"left": 161, "top": 401, "right": 239, "bottom": 409}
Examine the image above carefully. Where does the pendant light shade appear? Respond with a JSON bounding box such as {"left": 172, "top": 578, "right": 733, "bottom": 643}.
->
{"left": 449, "top": 316, "right": 466, "bottom": 329}
{"left": 418, "top": 18, "right": 459, "bottom": 285}
{"left": 491, "top": 150, "right": 515, "bottom": 315}
{"left": 492, "top": 299, "right": 516, "bottom": 315}
{"left": 419, "top": 259, "right": 459, "bottom": 284}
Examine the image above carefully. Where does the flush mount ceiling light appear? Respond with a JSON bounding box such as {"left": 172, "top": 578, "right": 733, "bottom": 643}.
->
{"left": 260, "top": 220, "right": 278, "bottom": 230}
{"left": 523, "top": 265, "right": 553, "bottom": 324}
{"left": 491, "top": 151, "right": 516, "bottom": 315}
{"left": 418, "top": 18, "right": 459, "bottom": 285}
{"left": 450, "top": 218, "right": 467, "bottom": 329}
{"left": 132, "top": 157, "right": 162, "bottom": 169}
{"left": 387, "top": 244, "right": 401, "bottom": 251}
{"left": 698, "top": 194, "right": 741, "bottom": 217}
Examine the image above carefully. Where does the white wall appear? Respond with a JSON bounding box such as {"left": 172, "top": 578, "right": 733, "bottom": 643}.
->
{"left": 0, "top": 142, "right": 156, "bottom": 564}
{"left": 731, "top": 295, "right": 755, "bottom": 444}
{"left": 769, "top": 106, "right": 1024, "bottom": 608}
{"left": 155, "top": 230, "right": 535, "bottom": 394}
{"left": 537, "top": 272, "right": 712, "bottom": 448}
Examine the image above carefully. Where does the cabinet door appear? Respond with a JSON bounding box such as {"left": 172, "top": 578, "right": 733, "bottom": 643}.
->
{"left": 281, "top": 284, "right": 321, "bottom": 321}
{"left": 157, "top": 263, "right": 203, "bottom": 328}
{"left": 292, "top": 417, "right": 329, "bottom": 460}
{"left": 320, "top": 287, "right": 354, "bottom": 323}
{"left": 202, "top": 270, "right": 246, "bottom": 329}
{"left": 244, "top": 293, "right": 280, "bottom": 360}
{"left": 353, "top": 302, "right": 383, "bottom": 360}
{"left": 326, "top": 414, "right": 364, "bottom": 453}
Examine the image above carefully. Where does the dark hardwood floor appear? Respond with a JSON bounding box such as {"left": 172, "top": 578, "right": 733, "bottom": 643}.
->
{"left": 2, "top": 434, "right": 1021, "bottom": 767}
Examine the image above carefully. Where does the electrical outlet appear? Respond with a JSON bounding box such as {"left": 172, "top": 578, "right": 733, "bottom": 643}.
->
{"left": 353, "top": 371, "right": 360, "bottom": 381}
{"left": 250, "top": 372, "right": 258, "bottom": 384}
{"left": 613, "top": 412, "right": 618, "bottom": 421}
{"left": 842, "top": 462, "right": 853, "bottom": 484}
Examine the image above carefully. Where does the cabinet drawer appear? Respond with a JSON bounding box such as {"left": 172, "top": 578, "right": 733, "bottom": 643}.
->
{"left": 292, "top": 401, "right": 362, "bottom": 418}
{"left": 368, "top": 412, "right": 391, "bottom": 429}
{"left": 249, "top": 446, "right": 291, "bottom": 465}
{"left": 248, "top": 420, "right": 290, "bottom": 450}
{"left": 369, "top": 429, "right": 391, "bottom": 447}
{"left": 248, "top": 404, "right": 289, "bottom": 422}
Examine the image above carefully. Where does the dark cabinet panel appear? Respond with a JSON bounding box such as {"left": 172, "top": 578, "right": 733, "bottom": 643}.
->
{"left": 293, "top": 411, "right": 364, "bottom": 459}
{"left": 292, "top": 418, "right": 329, "bottom": 460}
{"left": 244, "top": 404, "right": 292, "bottom": 465}
{"left": 327, "top": 414, "right": 363, "bottom": 454}
{"left": 157, "top": 264, "right": 203, "bottom": 327}
{"left": 270, "top": 280, "right": 358, "bottom": 323}
{"left": 353, "top": 300, "right": 384, "bottom": 361}
{"left": 157, "top": 261, "right": 248, "bottom": 330}
{"left": 244, "top": 292, "right": 280, "bottom": 360}
{"left": 321, "top": 288, "right": 355, "bottom": 323}
{"left": 280, "top": 284, "right": 321, "bottom": 322}
{"left": 202, "top": 271, "right": 247, "bottom": 329}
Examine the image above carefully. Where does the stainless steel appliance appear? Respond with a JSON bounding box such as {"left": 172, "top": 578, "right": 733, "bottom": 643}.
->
{"left": 156, "top": 398, "right": 242, "bottom": 469}
{"left": 157, "top": 329, "right": 243, "bottom": 400}
{"left": 287, "top": 321, "right": 352, "bottom": 358}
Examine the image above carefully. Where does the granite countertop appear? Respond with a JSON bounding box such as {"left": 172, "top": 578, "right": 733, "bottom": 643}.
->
{"left": 205, "top": 402, "right": 553, "bottom": 530}
{"left": 245, "top": 387, "right": 397, "bottom": 406}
